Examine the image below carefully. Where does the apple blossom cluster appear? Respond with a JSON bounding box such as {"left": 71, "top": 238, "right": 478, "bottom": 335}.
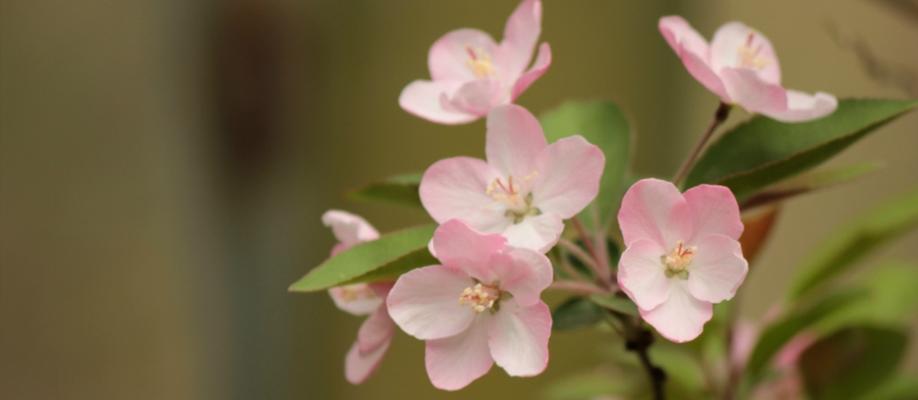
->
{"left": 305, "top": 0, "right": 851, "bottom": 394}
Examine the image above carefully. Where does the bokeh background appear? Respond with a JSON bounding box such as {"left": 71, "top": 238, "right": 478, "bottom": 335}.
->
{"left": 2, "top": 0, "right": 917, "bottom": 399}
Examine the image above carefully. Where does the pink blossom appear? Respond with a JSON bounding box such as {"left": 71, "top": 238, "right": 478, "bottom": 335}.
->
{"left": 399, "top": 0, "right": 552, "bottom": 124}
{"left": 322, "top": 210, "right": 395, "bottom": 384}
{"left": 419, "top": 104, "right": 604, "bottom": 253}
{"left": 659, "top": 16, "right": 837, "bottom": 122}
{"left": 617, "top": 179, "right": 748, "bottom": 342}
{"left": 386, "top": 220, "right": 553, "bottom": 390}
{"left": 731, "top": 321, "right": 817, "bottom": 399}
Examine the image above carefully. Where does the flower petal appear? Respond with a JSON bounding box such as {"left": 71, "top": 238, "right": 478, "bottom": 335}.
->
{"left": 658, "top": 16, "right": 729, "bottom": 101}
{"left": 720, "top": 67, "right": 788, "bottom": 115}
{"left": 618, "top": 239, "right": 671, "bottom": 311}
{"left": 763, "top": 90, "right": 838, "bottom": 123}
{"left": 641, "top": 283, "right": 713, "bottom": 343}
{"left": 431, "top": 219, "right": 507, "bottom": 282}
{"left": 488, "top": 300, "right": 551, "bottom": 377}
{"left": 686, "top": 234, "right": 748, "bottom": 303}
{"left": 532, "top": 135, "right": 604, "bottom": 218}
{"left": 322, "top": 210, "right": 379, "bottom": 250}
{"left": 444, "top": 79, "right": 504, "bottom": 117}
{"left": 502, "top": 212, "right": 564, "bottom": 253}
{"left": 485, "top": 104, "right": 548, "bottom": 179}
{"left": 488, "top": 248, "right": 553, "bottom": 306}
{"left": 710, "top": 21, "right": 781, "bottom": 85}
{"left": 328, "top": 284, "right": 383, "bottom": 316}
{"left": 387, "top": 265, "right": 476, "bottom": 340}
{"left": 419, "top": 156, "right": 509, "bottom": 232}
{"left": 683, "top": 184, "right": 743, "bottom": 242}
{"left": 428, "top": 28, "right": 499, "bottom": 82}
{"left": 511, "top": 42, "right": 551, "bottom": 101}
{"left": 344, "top": 335, "right": 390, "bottom": 384}
{"left": 498, "top": 0, "right": 542, "bottom": 78}
{"left": 357, "top": 306, "right": 396, "bottom": 354}
{"left": 618, "top": 178, "right": 693, "bottom": 248}
{"left": 425, "top": 318, "right": 494, "bottom": 391}
{"left": 399, "top": 80, "right": 478, "bottom": 125}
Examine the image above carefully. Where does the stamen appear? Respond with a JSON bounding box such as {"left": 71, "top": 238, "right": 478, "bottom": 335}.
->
{"left": 459, "top": 283, "right": 502, "bottom": 313}
{"left": 486, "top": 173, "right": 542, "bottom": 224}
{"left": 465, "top": 46, "right": 495, "bottom": 78}
{"left": 737, "top": 31, "right": 769, "bottom": 70}
{"left": 662, "top": 240, "right": 696, "bottom": 279}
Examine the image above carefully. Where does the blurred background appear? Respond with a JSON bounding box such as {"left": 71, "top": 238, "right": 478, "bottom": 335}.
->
{"left": 1, "top": 0, "right": 916, "bottom": 399}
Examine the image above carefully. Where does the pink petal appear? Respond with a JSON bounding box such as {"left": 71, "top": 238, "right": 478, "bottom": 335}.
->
{"left": 498, "top": 0, "right": 542, "bottom": 78}
{"left": 764, "top": 90, "right": 837, "bottom": 123}
{"left": 488, "top": 248, "right": 553, "bottom": 306}
{"left": 511, "top": 42, "right": 551, "bottom": 101}
{"left": 399, "top": 80, "right": 478, "bottom": 125}
{"left": 485, "top": 105, "right": 548, "bottom": 179}
{"left": 683, "top": 184, "right": 743, "bottom": 243}
{"left": 618, "top": 178, "right": 693, "bottom": 248}
{"left": 357, "top": 306, "right": 396, "bottom": 354}
{"left": 488, "top": 300, "right": 551, "bottom": 377}
{"left": 322, "top": 210, "right": 379, "bottom": 250}
{"left": 502, "top": 212, "right": 564, "bottom": 253}
{"left": 532, "top": 135, "right": 604, "bottom": 218}
{"left": 658, "top": 16, "right": 729, "bottom": 101}
{"left": 444, "top": 79, "right": 504, "bottom": 117}
{"left": 617, "top": 239, "right": 671, "bottom": 311}
{"left": 774, "top": 332, "right": 817, "bottom": 369}
{"left": 431, "top": 219, "right": 507, "bottom": 282}
{"left": 425, "top": 318, "right": 494, "bottom": 391}
{"left": 641, "top": 283, "right": 713, "bottom": 343}
{"left": 344, "top": 335, "right": 391, "bottom": 384}
{"left": 419, "top": 156, "right": 509, "bottom": 232}
{"left": 720, "top": 67, "right": 788, "bottom": 115}
{"left": 387, "top": 265, "right": 476, "bottom": 340}
{"left": 428, "top": 28, "right": 499, "bottom": 82}
{"left": 686, "top": 234, "right": 748, "bottom": 303}
{"left": 328, "top": 284, "right": 383, "bottom": 316}
{"left": 710, "top": 22, "right": 781, "bottom": 85}
{"left": 731, "top": 320, "right": 758, "bottom": 368}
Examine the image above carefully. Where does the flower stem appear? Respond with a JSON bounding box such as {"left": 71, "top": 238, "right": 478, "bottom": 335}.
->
{"left": 571, "top": 217, "right": 608, "bottom": 286}
{"left": 549, "top": 280, "right": 608, "bottom": 296}
{"left": 625, "top": 325, "right": 667, "bottom": 400}
{"left": 672, "top": 102, "right": 732, "bottom": 187}
{"left": 557, "top": 238, "right": 600, "bottom": 278}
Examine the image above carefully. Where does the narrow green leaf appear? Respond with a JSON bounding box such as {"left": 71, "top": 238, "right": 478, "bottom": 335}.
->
{"left": 788, "top": 188, "right": 918, "bottom": 301}
{"left": 540, "top": 100, "right": 632, "bottom": 229}
{"left": 589, "top": 293, "right": 638, "bottom": 317}
{"left": 289, "top": 224, "right": 435, "bottom": 292}
{"left": 686, "top": 98, "right": 917, "bottom": 199}
{"left": 862, "top": 376, "right": 918, "bottom": 400}
{"left": 552, "top": 297, "right": 605, "bottom": 331}
{"left": 799, "top": 325, "right": 907, "bottom": 400}
{"left": 812, "top": 262, "right": 918, "bottom": 334}
{"left": 741, "top": 162, "right": 880, "bottom": 209}
{"left": 348, "top": 172, "right": 422, "bottom": 208}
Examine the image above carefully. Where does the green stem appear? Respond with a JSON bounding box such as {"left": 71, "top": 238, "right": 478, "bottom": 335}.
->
{"left": 673, "top": 102, "right": 732, "bottom": 187}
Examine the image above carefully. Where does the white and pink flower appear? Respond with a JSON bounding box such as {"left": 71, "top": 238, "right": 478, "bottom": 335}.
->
{"left": 659, "top": 16, "right": 837, "bottom": 122}
{"left": 617, "top": 179, "right": 748, "bottom": 342}
{"left": 386, "top": 220, "right": 553, "bottom": 390}
{"left": 399, "top": 0, "right": 552, "bottom": 124}
{"left": 419, "top": 104, "right": 604, "bottom": 253}
{"left": 322, "top": 210, "right": 396, "bottom": 384}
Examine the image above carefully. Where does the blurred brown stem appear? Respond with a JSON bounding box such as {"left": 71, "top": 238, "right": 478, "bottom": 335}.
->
{"left": 673, "top": 102, "right": 731, "bottom": 186}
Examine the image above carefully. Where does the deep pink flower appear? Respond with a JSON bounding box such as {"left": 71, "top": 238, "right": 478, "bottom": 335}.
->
{"left": 322, "top": 210, "right": 395, "bottom": 384}
{"left": 386, "top": 220, "right": 553, "bottom": 391}
{"left": 659, "top": 16, "right": 837, "bottom": 122}
{"left": 419, "top": 104, "right": 604, "bottom": 253}
{"left": 399, "top": 0, "right": 552, "bottom": 124}
{"left": 617, "top": 179, "right": 748, "bottom": 342}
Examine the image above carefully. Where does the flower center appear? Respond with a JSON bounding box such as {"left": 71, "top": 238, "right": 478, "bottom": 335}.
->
{"left": 486, "top": 173, "right": 541, "bottom": 224}
{"left": 737, "top": 32, "right": 769, "bottom": 70}
{"left": 466, "top": 46, "right": 495, "bottom": 78}
{"left": 662, "top": 240, "right": 696, "bottom": 280}
{"left": 459, "top": 282, "right": 502, "bottom": 313}
{"left": 338, "top": 284, "right": 377, "bottom": 302}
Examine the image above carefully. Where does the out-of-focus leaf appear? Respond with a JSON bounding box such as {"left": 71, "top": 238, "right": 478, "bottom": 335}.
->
{"left": 741, "top": 162, "right": 880, "bottom": 210}
{"left": 685, "top": 98, "right": 917, "bottom": 199}
{"left": 788, "top": 188, "right": 918, "bottom": 301}
{"left": 289, "top": 224, "right": 436, "bottom": 292}
{"left": 540, "top": 100, "right": 632, "bottom": 229}
{"left": 348, "top": 172, "right": 422, "bottom": 208}
{"left": 743, "top": 289, "right": 865, "bottom": 387}
{"left": 862, "top": 376, "right": 918, "bottom": 400}
{"left": 589, "top": 293, "right": 638, "bottom": 317}
{"left": 738, "top": 206, "right": 780, "bottom": 264}
{"left": 813, "top": 262, "right": 918, "bottom": 334}
{"left": 542, "top": 370, "right": 631, "bottom": 400}
{"left": 649, "top": 343, "right": 707, "bottom": 397}
{"left": 552, "top": 297, "right": 605, "bottom": 331}
{"left": 799, "top": 325, "right": 907, "bottom": 400}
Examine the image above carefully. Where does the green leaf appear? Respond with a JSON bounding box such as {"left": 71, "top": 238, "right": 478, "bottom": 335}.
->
{"left": 552, "top": 297, "right": 605, "bottom": 331}
{"left": 288, "top": 224, "right": 436, "bottom": 292}
{"left": 347, "top": 172, "right": 422, "bottom": 208}
{"left": 649, "top": 343, "right": 707, "bottom": 397}
{"left": 542, "top": 370, "right": 630, "bottom": 400}
{"left": 788, "top": 188, "right": 918, "bottom": 301}
{"left": 686, "top": 98, "right": 917, "bottom": 199}
{"left": 741, "top": 162, "right": 880, "bottom": 209}
{"left": 540, "top": 100, "right": 632, "bottom": 229}
{"left": 799, "top": 325, "right": 907, "bottom": 400}
{"left": 589, "top": 293, "right": 638, "bottom": 317}
{"left": 812, "top": 262, "right": 918, "bottom": 334}
{"left": 862, "top": 376, "right": 918, "bottom": 400}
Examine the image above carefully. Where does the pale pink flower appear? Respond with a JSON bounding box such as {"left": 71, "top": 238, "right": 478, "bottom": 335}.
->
{"left": 322, "top": 210, "right": 395, "bottom": 384}
{"left": 659, "top": 16, "right": 837, "bottom": 122}
{"left": 399, "top": 0, "right": 552, "bottom": 124}
{"left": 731, "top": 320, "right": 817, "bottom": 399}
{"left": 386, "top": 220, "right": 553, "bottom": 391}
{"left": 617, "top": 179, "right": 748, "bottom": 342}
{"left": 419, "top": 104, "right": 604, "bottom": 253}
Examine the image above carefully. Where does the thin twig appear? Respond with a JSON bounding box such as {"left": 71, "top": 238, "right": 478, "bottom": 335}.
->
{"left": 571, "top": 217, "right": 605, "bottom": 281}
{"left": 624, "top": 324, "right": 667, "bottom": 400}
{"left": 549, "top": 280, "right": 608, "bottom": 296}
{"left": 673, "top": 102, "right": 732, "bottom": 186}
{"left": 590, "top": 205, "right": 613, "bottom": 286}
{"left": 557, "top": 238, "right": 600, "bottom": 276}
